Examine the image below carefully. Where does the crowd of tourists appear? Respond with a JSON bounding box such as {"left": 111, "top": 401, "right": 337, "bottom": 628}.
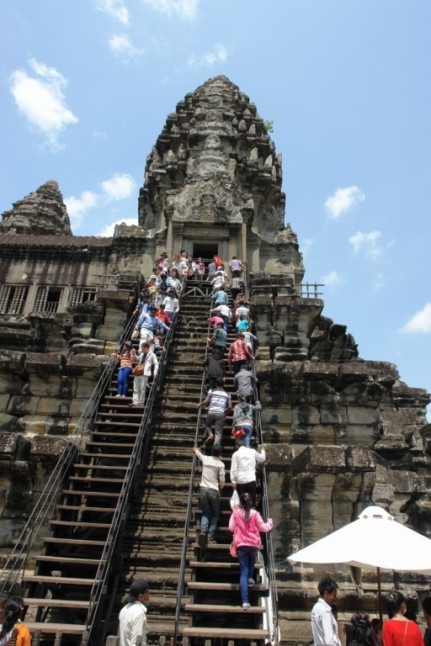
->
{"left": 311, "top": 576, "right": 431, "bottom": 646}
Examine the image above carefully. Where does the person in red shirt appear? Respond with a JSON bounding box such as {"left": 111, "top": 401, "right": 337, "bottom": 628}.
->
{"left": 228, "top": 333, "right": 255, "bottom": 375}
{"left": 382, "top": 590, "right": 423, "bottom": 646}
{"left": 155, "top": 303, "right": 171, "bottom": 329}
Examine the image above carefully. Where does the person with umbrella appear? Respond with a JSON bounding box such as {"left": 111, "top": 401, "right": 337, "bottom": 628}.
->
{"left": 382, "top": 591, "right": 423, "bottom": 646}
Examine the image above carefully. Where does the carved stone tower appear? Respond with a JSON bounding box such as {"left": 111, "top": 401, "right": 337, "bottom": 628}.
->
{"left": 139, "top": 75, "right": 302, "bottom": 278}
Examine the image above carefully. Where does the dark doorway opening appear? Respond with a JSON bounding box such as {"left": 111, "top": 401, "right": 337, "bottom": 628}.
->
{"left": 192, "top": 243, "right": 218, "bottom": 262}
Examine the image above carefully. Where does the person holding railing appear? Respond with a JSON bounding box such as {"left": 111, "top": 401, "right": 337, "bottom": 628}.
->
{"left": 196, "top": 377, "right": 232, "bottom": 448}
{"left": 232, "top": 397, "right": 262, "bottom": 448}
{"left": 228, "top": 333, "right": 255, "bottom": 375}
{"left": 228, "top": 492, "right": 273, "bottom": 611}
{"left": 193, "top": 445, "right": 225, "bottom": 548}
{"left": 134, "top": 307, "right": 170, "bottom": 343}
{"left": 131, "top": 342, "right": 159, "bottom": 407}
{"left": 112, "top": 341, "right": 137, "bottom": 398}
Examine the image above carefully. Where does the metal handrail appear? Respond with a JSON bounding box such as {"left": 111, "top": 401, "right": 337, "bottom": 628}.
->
{"left": 0, "top": 313, "right": 136, "bottom": 595}
{"left": 173, "top": 287, "right": 212, "bottom": 644}
{"left": 83, "top": 300, "right": 182, "bottom": 646}
{"left": 253, "top": 362, "right": 280, "bottom": 645}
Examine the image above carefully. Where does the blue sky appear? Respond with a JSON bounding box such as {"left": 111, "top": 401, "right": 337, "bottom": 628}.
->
{"left": 1, "top": 0, "right": 430, "bottom": 407}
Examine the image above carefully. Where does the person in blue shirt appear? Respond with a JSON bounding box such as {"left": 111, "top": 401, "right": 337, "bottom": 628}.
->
{"left": 134, "top": 307, "right": 169, "bottom": 343}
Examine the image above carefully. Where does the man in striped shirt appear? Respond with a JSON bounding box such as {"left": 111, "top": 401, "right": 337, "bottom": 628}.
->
{"left": 197, "top": 378, "right": 232, "bottom": 448}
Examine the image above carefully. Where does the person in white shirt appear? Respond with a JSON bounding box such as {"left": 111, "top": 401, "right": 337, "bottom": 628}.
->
{"left": 193, "top": 445, "right": 225, "bottom": 548}
{"left": 230, "top": 439, "right": 266, "bottom": 505}
{"left": 311, "top": 577, "right": 341, "bottom": 646}
{"left": 119, "top": 579, "right": 150, "bottom": 646}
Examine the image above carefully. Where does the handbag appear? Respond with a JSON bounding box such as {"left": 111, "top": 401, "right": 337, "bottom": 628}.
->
{"left": 132, "top": 363, "right": 144, "bottom": 376}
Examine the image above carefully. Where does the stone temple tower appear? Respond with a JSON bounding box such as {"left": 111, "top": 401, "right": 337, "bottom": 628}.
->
{"left": 138, "top": 75, "right": 304, "bottom": 282}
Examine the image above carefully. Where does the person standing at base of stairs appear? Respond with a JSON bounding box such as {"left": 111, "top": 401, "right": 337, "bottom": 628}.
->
{"left": 196, "top": 377, "right": 232, "bottom": 448}
{"left": 311, "top": 577, "right": 341, "bottom": 646}
{"left": 193, "top": 445, "right": 225, "bottom": 548}
{"left": 119, "top": 579, "right": 150, "bottom": 646}
{"left": 228, "top": 492, "right": 273, "bottom": 611}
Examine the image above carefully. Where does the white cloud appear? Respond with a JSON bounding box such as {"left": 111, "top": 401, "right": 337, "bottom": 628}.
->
{"left": 65, "top": 173, "right": 136, "bottom": 231}
{"left": 96, "top": 0, "right": 130, "bottom": 25}
{"left": 109, "top": 34, "right": 144, "bottom": 59}
{"left": 187, "top": 43, "right": 228, "bottom": 68}
{"left": 65, "top": 191, "right": 99, "bottom": 229}
{"left": 10, "top": 58, "right": 78, "bottom": 150}
{"left": 98, "top": 217, "right": 138, "bottom": 237}
{"left": 322, "top": 270, "right": 343, "bottom": 286}
{"left": 142, "top": 0, "right": 199, "bottom": 20}
{"left": 325, "top": 186, "right": 365, "bottom": 220}
{"left": 100, "top": 173, "right": 136, "bottom": 200}
{"left": 348, "top": 230, "right": 382, "bottom": 260}
{"left": 400, "top": 303, "right": 431, "bottom": 334}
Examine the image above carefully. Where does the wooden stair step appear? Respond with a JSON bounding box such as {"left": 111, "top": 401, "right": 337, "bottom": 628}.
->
{"left": 56, "top": 505, "right": 116, "bottom": 513}
{"left": 79, "top": 452, "right": 131, "bottom": 460}
{"left": 69, "top": 476, "right": 124, "bottom": 484}
{"left": 25, "top": 622, "right": 86, "bottom": 634}
{"left": 184, "top": 603, "right": 264, "bottom": 614}
{"left": 61, "top": 489, "right": 120, "bottom": 498}
{"left": 34, "top": 556, "right": 101, "bottom": 566}
{"left": 50, "top": 520, "right": 111, "bottom": 529}
{"left": 43, "top": 537, "right": 106, "bottom": 547}
{"left": 187, "top": 582, "right": 267, "bottom": 591}
{"left": 73, "top": 464, "right": 129, "bottom": 471}
{"left": 24, "top": 597, "right": 91, "bottom": 609}
{"left": 181, "top": 627, "right": 269, "bottom": 639}
{"left": 90, "top": 432, "right": 137, "bottom": 439}
{"left": 189, "top": 561, "right": 240, "bottom": 569}
{"left": 23, "top": 575, "right": 97, "bottom": 585}
{"left": 85, "top": 442, "right": 135, "bottom": 449}
{"left": 93, "top": 421, "right": 140, "bottom": 428}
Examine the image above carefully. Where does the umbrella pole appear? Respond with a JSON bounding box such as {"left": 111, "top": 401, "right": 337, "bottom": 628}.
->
{"left": 377, "top": 567, "right": 383, "bottom": 622}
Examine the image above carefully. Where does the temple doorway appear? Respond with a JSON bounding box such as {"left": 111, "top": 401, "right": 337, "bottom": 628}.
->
{"left": 192, "top": 242, "right": 219, "bottom": 262}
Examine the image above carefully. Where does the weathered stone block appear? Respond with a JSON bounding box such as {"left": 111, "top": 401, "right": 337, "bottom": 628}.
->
{"left": 347, "top": 406, "right": 379, "bottom": 425}
{"left": 0, "top": 413, "right": 19, "bottom": 431}
{"left": 36, "top": 399, "right": 71, "bottom": 416}
{"left": 292, "top": 405, "right": 320, "bottom": 426}
{"left": 346, "top": 446, "right": 376, "bottom": 472}
{"left": 15, "top": 415, "right": 47, "bottom": 434}
{"left": 0, "top": 373, "right": 24, "bottom": 396}
{"left": 372, "top": 483, "right": 395, "bottom": 505}
{"left": 291, "top": 445, "right": 346, "bottom": 476}
{"left": 320, "top": 405, "right": 347, "bottom": 424}
{"left": 8, "top": 395, "right": 40, "bottom": 416}
{"left": 30, "top": 434, "right": 70, "bottom": 460}
{"left": 334, "top": 424, "right": 376, "bottom": 447}
{"left": 28, "top": 375, "right": 76, "bottom": 398}
{"left": 75, "top": 377, "right": 100, "bottom": 398}
{"left": 0, "top": 433, "right": 19, "bottom": 458}
{"left": 312, "top": 425, "right": 335, "bottom": 444}
{"left": 69, "top": 399, "right": 89, "bottom": 417}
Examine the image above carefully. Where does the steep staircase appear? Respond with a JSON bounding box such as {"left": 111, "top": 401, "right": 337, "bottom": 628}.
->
{"left": 0, "top": 280, "right": 278, "bottom": 645}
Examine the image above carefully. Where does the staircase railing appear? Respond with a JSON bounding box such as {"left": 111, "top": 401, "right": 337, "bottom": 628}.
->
{"left": 0, "top": 313, "right": 136, "bottom": 595}
{"left": 173, "top": 288, "right": 211, "bottom": 644}
{"left": 253, "top": 361, "right": 280, "bottom": 645}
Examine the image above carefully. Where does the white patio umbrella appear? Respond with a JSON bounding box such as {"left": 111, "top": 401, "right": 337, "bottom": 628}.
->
{"left": 287, "top": 505, "right": 431, "bottom": 619}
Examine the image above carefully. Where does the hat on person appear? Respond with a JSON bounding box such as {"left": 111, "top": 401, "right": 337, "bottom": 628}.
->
{"left": 129, "top": 579, "right": 150, "bottom": 598}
